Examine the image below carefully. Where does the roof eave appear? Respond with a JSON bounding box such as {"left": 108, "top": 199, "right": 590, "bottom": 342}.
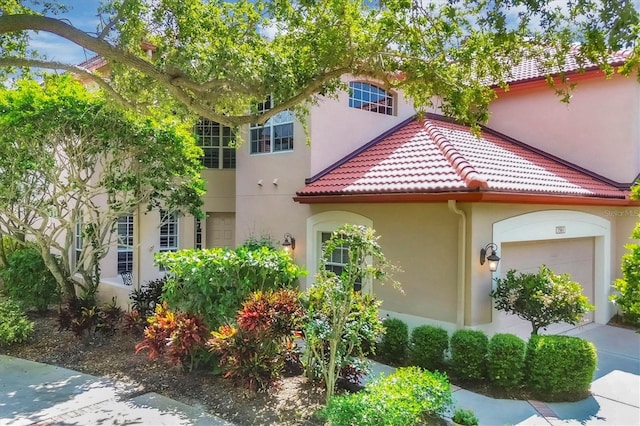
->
{"left": 494, "top": 63, "right": 627, "bottom": 93}
{"left": 294, "top": 191, "right": 636, "bottom": 206}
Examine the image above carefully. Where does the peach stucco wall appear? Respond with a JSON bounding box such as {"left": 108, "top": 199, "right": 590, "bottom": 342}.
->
{"left": 488, "top": 74, "right": 640, "bottom": 184}
{"left": 201, "top": 169, "right": 236, "bottom": 212}
{"left": 234, "top": 120, "right": 312, "bottom": 265}
{"left": 305, "top": 203, "right": 461, "bottom": 324}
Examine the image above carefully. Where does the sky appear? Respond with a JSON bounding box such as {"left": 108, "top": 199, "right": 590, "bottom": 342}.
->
{"left": 30, "top": 0, "right": 102, "bottom": 65}
{"left": 27, "top": 0, "right": 640, "bottom": 67}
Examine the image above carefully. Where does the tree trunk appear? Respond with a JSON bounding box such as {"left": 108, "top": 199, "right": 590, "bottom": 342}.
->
{"left": 40, "top": 248, "right": 77, "bottom": 303}
{"left": 326, "top": 339, "right": 338, "bottom": 404}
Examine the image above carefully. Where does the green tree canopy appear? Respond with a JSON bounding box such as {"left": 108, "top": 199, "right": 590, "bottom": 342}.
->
{"left": 1, "top": 0, "right": 638, "bottom": 128}
{"left": 0, "top": 74, "right": 204, "bottom": 301}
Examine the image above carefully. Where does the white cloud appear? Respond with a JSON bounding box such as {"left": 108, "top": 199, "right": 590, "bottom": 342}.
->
{"left": 27, "top": 0, "right": 102, "bottom": 65}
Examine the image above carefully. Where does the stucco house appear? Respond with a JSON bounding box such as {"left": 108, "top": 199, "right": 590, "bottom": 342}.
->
{"left": 88, "top": 51, "right": 640, "bottom": 337}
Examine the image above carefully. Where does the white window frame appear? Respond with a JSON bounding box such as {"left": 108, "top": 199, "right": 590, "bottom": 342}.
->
{"left": 250, "top": 96, "right": 294, "bottom": 154}
{"left": 194, "top": 119, "right": 236, "bottom": 169}
{"left": 159, "top": 210, "right": 179, "bottom": 253}
{"left": 74, "top": 222, "right": 83, "bottom": 267}
{"left": 348, "top": 81, "right": 395, "bottom": 116}
{"left": 320, "top": 231, "right": 363, "bottom": 292}
{"left": 306, "top": 211, "right": 373, "bottom": 292}
{"left": 117, "top": 214, "right": 134, "bottom": 274}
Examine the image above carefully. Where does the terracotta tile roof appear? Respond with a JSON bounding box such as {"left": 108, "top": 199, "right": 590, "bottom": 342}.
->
{"left": 504, "top": 46, "right": 632, "bottom": 85}
{"left": 297, "top": 115, "right": 627, "bottom": 200}
{"left": 78, "top": 55, "right": 108, "bottom": 72}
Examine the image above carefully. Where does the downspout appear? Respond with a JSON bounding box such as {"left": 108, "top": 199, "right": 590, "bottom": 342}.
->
{"left": 448, "top": 200, "right": 466, "bottom": 328}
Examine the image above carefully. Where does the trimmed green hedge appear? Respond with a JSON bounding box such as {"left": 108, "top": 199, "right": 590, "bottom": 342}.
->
{"left": 525, "top": 334, "right": 596, "bottom": 400}
{"left": 379, "top": 317, "right": 409, "bottom": 364}
{"left": 487, "top": 333, "right": 526, "bottom": 388}
{"left": 409, "top": 325, "right": 449, "bottom": 371}
{"left": 450, "top": 329, "right": 488, "bottom": 380}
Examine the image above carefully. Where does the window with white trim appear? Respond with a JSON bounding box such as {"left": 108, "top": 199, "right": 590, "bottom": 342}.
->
{"left": 250, "top": 96, "right": 294, "bottom": 154}
{"left": 74, "top": 222, "right": 83, "bottom": 266}
{"left": 159, "top": 210, "right": 179, "bottom": 253}
{"left": 117, "top": 214, "right": 134, "bottom": 274}
{"left": 321, "top": 231, "right": 362, "bottom": 292}
{"left": 194, "top": 119, "right": 236, "bottom": 169}
{"left": 349, "top": 82, "right": 395, "bottom": 116}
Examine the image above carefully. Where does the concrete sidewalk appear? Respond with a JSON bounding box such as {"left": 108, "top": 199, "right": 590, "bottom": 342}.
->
{"left": 1, "top": 324, "right": 638, "bottom": 425}
{"left": 0, "top": 355, "right": 232, "bottom": 425}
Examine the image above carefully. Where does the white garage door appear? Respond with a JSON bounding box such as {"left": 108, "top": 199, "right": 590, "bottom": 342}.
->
{"left": 496, "top": 237, "right": 594, "bottom": 337}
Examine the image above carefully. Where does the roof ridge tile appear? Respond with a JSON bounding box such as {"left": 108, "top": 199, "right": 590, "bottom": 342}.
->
{"left": 423, "top": 120, "right": 488, "bottom": 190}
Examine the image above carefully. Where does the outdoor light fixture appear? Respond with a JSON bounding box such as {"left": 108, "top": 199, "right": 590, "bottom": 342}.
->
{"left": 480, "top": 243, "right": 500, "bottom": 272}
{"left": 282, "top": 233, "right": 296, "bottom": 252}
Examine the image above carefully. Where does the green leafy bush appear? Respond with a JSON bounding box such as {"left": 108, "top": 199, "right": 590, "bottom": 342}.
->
{"left": 452, "top": 408, "right": 479, "bottom": 426}
{"left": 409, "top": 325, "right": 449, "bottom": 371}
{"left": 155, "top": 246, "right": 307, "bottom": 328}
{"left": 0, "top": 244, "right": 60, "bottom": 312}
{"left": 450, "top": 329, "right": 488, "bottom": 381}
{"left": 487, "top": 333, "right": 526, "bottom": 388}
{"left": 490, "top": 266, "right": 593, "bottom": 335}
{"left": 525, "top": 334, "right": 596, "bottom": 401}
{"left": 0, "top": 299, "right": 34, "bottom": 346}
{"left": 379, "top": 317, "right": 409, "bottom": 364}
{"left": 611, "top": 224, "right": 640, "bottom": 326}
{"left": 322, "top": 366, "right": 453, "bottom": 426}
{"left": 208, "top": 289, "right": 303, "bottom": 392}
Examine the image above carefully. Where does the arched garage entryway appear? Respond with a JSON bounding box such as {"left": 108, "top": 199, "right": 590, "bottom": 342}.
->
{"left": 492, "top": 210, "right": 611, "bottom": 335}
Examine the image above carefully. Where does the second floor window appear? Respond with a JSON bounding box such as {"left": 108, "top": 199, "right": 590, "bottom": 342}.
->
{"left": 250, "top": 97, "right": 294, "bottom": 154}
{"left": 194, "top": 119, "right": 236, "bottom": 169}
{"left": 349, "top": 82, "right": 395, "bottom": 116}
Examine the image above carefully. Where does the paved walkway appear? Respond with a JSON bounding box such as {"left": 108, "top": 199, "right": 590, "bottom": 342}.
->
{"left": 1, "top": 324, "right": 638, "bottom": 425}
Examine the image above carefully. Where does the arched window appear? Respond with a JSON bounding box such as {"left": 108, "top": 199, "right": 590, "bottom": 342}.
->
{"left": 349, "top": 82, "right": 395, "bottom": 115}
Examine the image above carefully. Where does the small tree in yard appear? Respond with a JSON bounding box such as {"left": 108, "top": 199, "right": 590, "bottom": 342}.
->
{"left": 490, "top": 266, "right": 593, "bottom": 336}
{"left": 303, "top": 224, "right": 399, "bottom": 403}
{"left": 611, "top": 222, "right": 640, "bottom": 327}
{"left": 0, "top": 75, "right": 204, "bottom": 303}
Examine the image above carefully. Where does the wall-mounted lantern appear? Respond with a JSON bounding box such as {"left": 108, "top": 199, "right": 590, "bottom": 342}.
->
{"left": 480, "top": 243, "right": 500, "bottom": 272}
{"left": 282, "top": 233, "right": 296, "bottom": 253}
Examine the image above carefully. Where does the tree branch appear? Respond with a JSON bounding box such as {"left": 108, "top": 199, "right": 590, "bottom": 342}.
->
{"left": 0, "top": 56, "right": 143, "bottom": 110}
{"left": 97, "top": 0, "right": 132, "bottom": 41}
